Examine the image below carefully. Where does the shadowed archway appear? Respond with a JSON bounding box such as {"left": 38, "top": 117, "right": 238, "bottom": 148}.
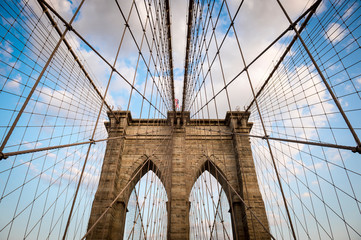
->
{"left": 189, "top": 159, "right": 249, "bottom": 240}
{"left": 123, "top": 167, "right": 168, "bottom": 240}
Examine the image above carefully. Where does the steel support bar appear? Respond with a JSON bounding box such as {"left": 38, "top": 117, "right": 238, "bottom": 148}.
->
{"left": 245, "top": 0, "right": 321, "bottom": 112}
{"left": 188, "top": 125, "right": 361, "bottom": 153}
{"left": 275, "top": 0, "right": 361, "bottom": 148}
{"left": 38, "top": 0, "right": 167, "bottom": 118}
{"left": 37, "top": 0, "right": 119, "bottom": 123}
{"left": 252, "top": 135, "right": 361, "bottom": 153}
{"left": 165, "top": 0, "right": 176, "bottom": 111}
{"left": 190, "top": 0, "right": 319, "bottom": 118}
{"left": 0, "top": 137, "right": 122, "bottom": 160}
{"left": 181, "top": 0, "right": 194, "bottom": 112}
{"left": 0, "top": 127, "right": 170, "bottom": 161}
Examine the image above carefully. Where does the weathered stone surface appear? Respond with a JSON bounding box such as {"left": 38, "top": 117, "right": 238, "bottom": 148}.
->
{"left": 87, "top": 111, "right": 270, "bottom": 239}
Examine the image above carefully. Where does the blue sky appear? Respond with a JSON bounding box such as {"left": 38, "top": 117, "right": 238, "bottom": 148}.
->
{"left": 0, "top": 0, "right": 361, "bottom": 239}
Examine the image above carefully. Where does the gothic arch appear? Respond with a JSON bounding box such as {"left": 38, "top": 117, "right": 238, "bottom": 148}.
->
{"left": 189, "top": 158, "right": 233, "bottom": 204}
{"left": 124, "top": 158, "right": 168, "bottom": 203}
{"left": 188, "top": 158, "right": 235, "bottom": 239}
{"left": 123, "top": 160, "right": 168, "bottom": 240}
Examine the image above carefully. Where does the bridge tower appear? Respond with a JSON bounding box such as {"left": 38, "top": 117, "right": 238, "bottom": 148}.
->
{"left": 87, "top": 111, "right": 269, "bottom": 239}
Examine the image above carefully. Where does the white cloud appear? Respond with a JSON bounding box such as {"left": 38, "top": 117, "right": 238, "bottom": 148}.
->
{"left": 170, "top": 0, "right": 187, "bottom": 71}
{"left": 0, "top": 41, "right": 17, "bottom": 75}
{"left": 46, "top": 152, "right": 57, "bottom": 158}
{"left": 301, "top": 192, "right": 310, "bottom": 198}
{"left": 1, "top": 40, "right": 13, "bottom": 55}
{"left": 24, "top": 141, "right": 43, "bottom": 149}
{"left": 313, "top": 162, "right": 323, "bottom": 170}
{"left": 311, "top": 180, "right": 319, "bottom": 185}
{"left": 357, "top": 77, "right": 361, "bottom": 87}
{"left": 61, "top": 158, "right": 101, "bottom": 188}
{"left": 340, "top": 98, "right": 349, "bottom": 108}
{"left": 325, "top": 148, "right": 350, "bottom": 163}
{"left": 325, "top": 22, "right": 346, "bottom": 44}
{"left": 268, "top": 213, "right": 285, "bottom": 226}
{"left": 22, "top": 160, "right": 38, "bottom": 173}
{"left": 19, "top": 149, "right": 101, "bottom": 190}
{"left": 26, "top": 0, "right": 72, "bottom": 23}
{"left": 5, "top": 74, "right": 22, "bottom": 92}
{"left": 343, "top": 4, "right": 356, "bottom": 19}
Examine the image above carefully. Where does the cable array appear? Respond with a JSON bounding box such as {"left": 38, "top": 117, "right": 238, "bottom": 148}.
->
{"left": 0, "top": 0, "right": 360, "bottom": 239}
{"left": 183, "top": 0, "right": 361, "bottom": 239}
{"left": 189, "top": 170, "right": 233, "bottom": 240}
{"left": 248, "top": 0, "right": 361, "bottom": 238}
{"left": 0, "top": 0, "right": 174, "bottom": 239}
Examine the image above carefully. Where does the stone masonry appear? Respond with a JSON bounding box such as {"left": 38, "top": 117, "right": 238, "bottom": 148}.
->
{"left": 87, "top": 111, "right": 270, "bottom": 239}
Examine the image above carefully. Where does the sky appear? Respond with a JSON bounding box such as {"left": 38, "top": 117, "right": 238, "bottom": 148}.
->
{"left": 0, "top": 0, "right": 361, "bottom": 239}
{"left": 22, "top": 0, "right": 325, "bottom": 117}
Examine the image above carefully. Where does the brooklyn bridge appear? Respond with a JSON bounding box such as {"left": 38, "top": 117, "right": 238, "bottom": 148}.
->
{"left": 0, "top": 0, "right": 360, "bottom": 239}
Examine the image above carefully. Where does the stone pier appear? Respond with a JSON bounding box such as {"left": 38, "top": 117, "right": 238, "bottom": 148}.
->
{"left": 87, "top": 111, "right": 270, "bottom": 239}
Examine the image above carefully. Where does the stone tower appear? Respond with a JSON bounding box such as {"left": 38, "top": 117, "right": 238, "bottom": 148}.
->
{"left": 87, "top": 111, "right": 269, "bottom": 239}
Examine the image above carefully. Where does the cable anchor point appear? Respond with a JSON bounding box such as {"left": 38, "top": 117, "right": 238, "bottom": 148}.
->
{"left": 352, "top": 144, "right": 361, "bottom": 154}
{"left": 0, "top": 152, "right": 8, "bottom": 160}
{"left": 65, "top": 24, "right": 73, "bottom": 31}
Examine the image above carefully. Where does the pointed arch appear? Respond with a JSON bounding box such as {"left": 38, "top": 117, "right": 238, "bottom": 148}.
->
{"left": 124, "top": 158, "right": 168, "bottom": 201}
{"left": 189, "top": 159, "right": 234, "bottom": 239}
{"left": 190, "top": 159, "right": 232, "bottom": 203}
{"left": 123, "top": 159, "right": 168, "bottom": 239}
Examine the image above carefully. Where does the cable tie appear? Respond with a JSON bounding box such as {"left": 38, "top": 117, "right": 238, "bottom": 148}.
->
{"left": 89, "top": 139, "right": 95, "bottom": 144}
{"left": 0, "top": 152, "right": 8, "bottom": 160}
{"left": 352, "top": 144, "right": 361, "bottom": 154}
{"left": 288, "top": 23, "right": 296, "bottom": 31}
{"left": 65, "top": 24, "right": 73, "bottom": 31}
{"left": 0, "top": 152, "right": 9, "bottom": 161}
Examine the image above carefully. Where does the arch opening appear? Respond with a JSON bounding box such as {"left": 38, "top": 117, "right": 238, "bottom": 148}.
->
{"left": 123, "top": 170, "right": 168, "bottom": 240}
{"left": 189, "top": 170, "right": 233, "bottom": 240}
